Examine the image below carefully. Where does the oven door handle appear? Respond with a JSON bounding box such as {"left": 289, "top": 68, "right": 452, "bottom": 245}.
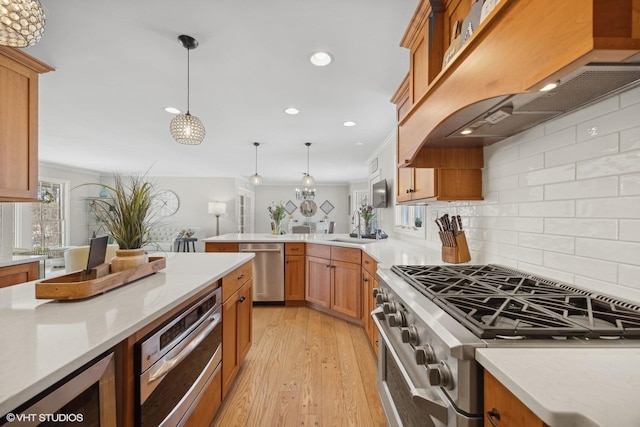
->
{"left": 148, "top": 312, "right": 221, "bottom": 383}
{"left": 372, "top": 310, "right": 449, "bottom": 424}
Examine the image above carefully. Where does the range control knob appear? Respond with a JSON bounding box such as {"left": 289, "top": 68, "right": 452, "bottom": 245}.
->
{"left": 401, "top": 325, "right": 419, "bottom": 345}
{"left": 388, "top": 311, "right": 406, "bottom": 328}
{"left": 382, "top": 301, "right": 397, "bottom": 314}
{"left": 414, "top": 344, "right": 436, "bottom": 365}
{"left": 375, "top": 292, "right": 388, "bottom": 305}
{"left": 426, "top": 361, "right": 453, "bottom": 389}
{"left": 372, "top": 288, "right": 380, "bottom": 298}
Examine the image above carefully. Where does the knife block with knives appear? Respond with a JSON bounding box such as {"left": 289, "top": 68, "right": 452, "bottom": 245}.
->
{"left": 436, "top": 214, "right": 471, "bottom": 264}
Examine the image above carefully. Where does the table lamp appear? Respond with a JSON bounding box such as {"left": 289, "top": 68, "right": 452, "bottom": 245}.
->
{"left": 208, "top": 202, "right": 226, "bottom": 236}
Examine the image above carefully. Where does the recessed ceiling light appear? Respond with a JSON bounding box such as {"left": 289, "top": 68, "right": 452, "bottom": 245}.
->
{"left": 164, "top": 107, "right": 181, "bottom": 114}
{"left": 284, "top": 107, "right": 300, "bottom": 115}
{"left": 355, "top": 142, "right": 364, "bottom": 146}
{"left": 310, "top": 51, "right": 332, "bottom": 66}
{"left": 343, "top": 121, "right": 357, "bottom": 127}
{"left": 460, "top": 129, "right": 473, "bottom": 135}
{"left": 540, "top": 82, "right": 558, "bottom": 92}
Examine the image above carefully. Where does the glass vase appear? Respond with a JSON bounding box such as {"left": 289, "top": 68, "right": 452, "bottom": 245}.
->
{"left": 273, "top": 221, "right": 283, "bottom": 235}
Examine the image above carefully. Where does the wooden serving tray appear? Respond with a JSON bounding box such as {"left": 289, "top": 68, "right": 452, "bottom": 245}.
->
{"left": 35, "top": 257, "right": 166, "bottom": 300}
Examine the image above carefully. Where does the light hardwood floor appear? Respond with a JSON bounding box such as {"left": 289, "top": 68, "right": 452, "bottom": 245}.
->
{"left": 212, "top": 306, "right": 387, "bottom": 427}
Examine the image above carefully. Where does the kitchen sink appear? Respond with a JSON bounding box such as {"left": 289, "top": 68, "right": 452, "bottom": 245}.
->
{"left": 331, "top": 238, "right": 378, "bottom": 244}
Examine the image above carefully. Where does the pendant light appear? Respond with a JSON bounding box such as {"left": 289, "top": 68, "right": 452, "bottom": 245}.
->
{"left": 301, "top": 142, "right": 315, "bottom": 187}
{"left": 170, "top": 35, "right": 206, "bottom": 145}
{"left": 249, "top": 142, "right": 263, "bottom": 186}
{"left": 0, "top": 0, "right": 45, "bottom": 47}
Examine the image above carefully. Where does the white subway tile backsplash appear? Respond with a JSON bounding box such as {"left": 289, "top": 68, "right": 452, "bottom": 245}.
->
{"left": 545, "top": 176, "right": 618, "bottom": 200}
{"left": 620, "top": 85, "right": 640, "bottom": 108}
{"left": 519, "top": 232, "right": 574, "bottom": 254}
{"left": 576, "top": 102, "right": 640, "bottom": 141}
{"left": 499, "top": 186, "right": 544, "bottom": 203}
{"left": 484, "top": 229, "right": 519, "bottom": 245}
{"left": 482, "top": 203, "right": 519, "bottom": 217}
{"left": 519, "top": 164, "right": 575, "bottom": 187}
{"left": 544, "top": 218, "right": 617, "bottom": 239}
{"left": 543, "top": 252, "right": 617, "bottom": 282}
{"left": 576, "top": 197, "right": 640, "bottom": 218}
{"left": 620, "top": 174, "right": 640, "bottom": 196}
{"left": 619, "top": 264, "right": 640, "bottom": 289}
{"left": 574, "top": 276, "right": 640, "bottom": 303}
{"left": 545, "top": 96, "right": 618, "bottom": 134}
{"left": 496, "top": 243, "right": 543, "bottom": 265}
{"left": 545, "top": 134, "right": 618, "bottom": 168}
{"left": 486, "top": 175, "right": 519, "bottom": 192}
{"left": 519, "top": 127, "right": 575, "bottom": 158}
{"left": 620, "top": 220, "right": 640, "bottom": 242}
{"left": 469, "top": 216, "right": 544, "bottom": 233}
{"left": 577, "top": 150, "right": 640, "bottom": 179}
{"left": 487, "top": 154, "right": 543, "bottom": 180}
{"left": 576, "top": 238, "right": 640, "bottom": 265}
{"left": 620, "top": 126, "right": 640, "bottom": 152}
{"left": 485, "top": 143, "right": 519, "bottom": 167}
{"left": 519, "top": 200, "right": 575, "bottom": 217}
{"left": 516, "top": 262, "right": 575, "bottom": 284}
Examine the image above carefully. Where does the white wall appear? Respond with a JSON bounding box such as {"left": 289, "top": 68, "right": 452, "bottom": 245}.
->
{"left": 390, "top": 85, "right": 640, "bottom": 304}
{"left": 254, "top": 185, "right": 350, "bottom": 234}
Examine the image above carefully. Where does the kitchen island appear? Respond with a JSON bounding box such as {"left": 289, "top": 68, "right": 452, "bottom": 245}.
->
{"left": 0, "top": 252, "right": 253, "bottom": 417}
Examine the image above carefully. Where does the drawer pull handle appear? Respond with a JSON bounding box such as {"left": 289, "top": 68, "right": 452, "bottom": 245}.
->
{"left": 486, "top": 408, "right": 501, "bottom": 427}
{"left": 238, "top": 274, "right": 245, "bottom": 280}
{"left": 239, "top": 296, "right": 246, "bottom": 303}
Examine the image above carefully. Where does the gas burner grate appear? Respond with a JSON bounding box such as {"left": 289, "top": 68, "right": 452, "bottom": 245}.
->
{"left": 391, "top": 264, "right": 640, "bottom": 339}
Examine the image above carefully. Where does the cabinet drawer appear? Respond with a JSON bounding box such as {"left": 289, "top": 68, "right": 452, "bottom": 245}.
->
{"left": 361, "top": 252, "right": 377, "bottom": 276}
{"left": 222, "top": 261, "right": 252, "bottom": 302}
{"left": 331, "top": 246, "right": 361, "bottom": 264}
{"left": 206, "top": 242, "right": 239, "bottom": 252}
{"left": 285, "top": 243, "right": 305, "bottom": 256}
{"left": 306, "top": 243, "right": 331, "bottom": 259}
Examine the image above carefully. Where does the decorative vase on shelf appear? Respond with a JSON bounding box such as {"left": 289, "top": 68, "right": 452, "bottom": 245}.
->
{"left": 110, "top": 249, "right": 148, "bottom": 273}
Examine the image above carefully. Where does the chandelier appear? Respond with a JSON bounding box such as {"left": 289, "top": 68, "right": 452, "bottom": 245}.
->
{"left": 0, "top": 0, "right": 45, "bottom": 47}
{"left": 295, "top": 187, "right": 315, "bottom": 200}
{"left": 170, "top": 35, "right": 206, "bottom": 145}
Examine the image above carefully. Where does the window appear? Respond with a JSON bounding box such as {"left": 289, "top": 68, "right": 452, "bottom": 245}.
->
{"left": 395, "top": 205, "right": 426, "bottom": 228}
{"left": 14, "top": 178, "right": 70, "bottom": 249}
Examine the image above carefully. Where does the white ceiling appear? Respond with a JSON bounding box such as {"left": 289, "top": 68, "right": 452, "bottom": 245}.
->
{"left": 25, "top": 0, "right": 418, "bottom": 184}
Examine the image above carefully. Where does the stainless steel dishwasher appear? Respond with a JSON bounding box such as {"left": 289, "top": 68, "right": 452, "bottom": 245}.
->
{"left": 239, "top": 242, "right": 284, "bottom": 303}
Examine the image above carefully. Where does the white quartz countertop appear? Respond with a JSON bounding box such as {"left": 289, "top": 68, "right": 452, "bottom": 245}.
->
{"left": 0, "top": 252, "right": 253, "bottom": 415}
{"left": 204, "top": 233, "right": 443, "bottom": 268}
{"left": 0, "top": 255, "right": 46, "bottom": 268}
{"left": 476, "top": 348, "right": 640, "bottom": 427}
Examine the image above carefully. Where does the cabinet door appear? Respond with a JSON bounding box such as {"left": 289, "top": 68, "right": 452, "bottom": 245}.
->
{"left": 361, "top": 268, "right": 371, "bottom": 328}
{"left": 412, "top": 168, "right": 437, "bottom": 199}
{"left": 285, "top": 255, "right": 305, "bottom": 301}
{"left": 331, "top": 260, "right": 361, "bottom": 319}
{"left": 369, "top": 276, "right": 379, "bottom": 357}
{"left": 237, "top": 280, "right": 253, "bottom": 363}
{"left": 222, "top": 295, "right": 238, "bottom": 398}
{"left": 205, "top": 242, "right": 239, "bottom": 252}
{"left": 396, "top": 167, "right": 414, "bottom": 202}
{"left": 484, "top": 371, "right": 546, "bottom": 427}
{"left": 306, "top": 256, "right": 331, "bottom": 308}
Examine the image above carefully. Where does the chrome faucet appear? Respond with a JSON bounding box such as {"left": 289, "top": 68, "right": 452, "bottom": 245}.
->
{"left": 351, "top": 209, "right": 362, "bottom": 238}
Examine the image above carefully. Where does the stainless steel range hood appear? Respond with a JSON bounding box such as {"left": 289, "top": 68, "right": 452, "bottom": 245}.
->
{"left": 446, "top": 63, "right": 640, "bottom": 143}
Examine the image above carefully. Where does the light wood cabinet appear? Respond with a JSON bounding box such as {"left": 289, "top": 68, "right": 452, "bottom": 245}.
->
{"left": 484, "top": 371, "right": 547, "bottom": 427}
{"left": 361, "top": 252, "right": 379, "bottom": 356}
{"left": 222, "top": 266, "right": 253, "bottom": 398}
{"left": 0, "top": 261, "right": 39, "bottom": 288}
{"left": 397, "top": 167, "right": 483, "bottom": 203}
{"left": 0, "top": 47, "right": 53, "bottom": 202}
{"left": 285, "top": 243, "right": 305, "bottom": 302}
{"left": 305, "top": 244, "right": 362, "bottom": 321}
{"left": 205, "top": 242, "right": 240, "bottom": 253}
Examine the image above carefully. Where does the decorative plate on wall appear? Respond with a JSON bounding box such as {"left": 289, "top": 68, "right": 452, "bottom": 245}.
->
{"left": 285, "top": 200, "right": 297, "bottom": 215}
{"left": 320, "top": 200, "right": 334, "bottom": 214}
{"left": 300, "top": 200, "right": 317, "bottom": 217}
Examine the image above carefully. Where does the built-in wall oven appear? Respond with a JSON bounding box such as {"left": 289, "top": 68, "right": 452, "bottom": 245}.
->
{"left": 135, "top": 286, "right": 222, "bottom": 427}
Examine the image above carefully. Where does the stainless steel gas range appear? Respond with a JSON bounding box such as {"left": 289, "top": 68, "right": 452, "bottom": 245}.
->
{"left": 374, "top": 264, "right": 640, "bottom": 427}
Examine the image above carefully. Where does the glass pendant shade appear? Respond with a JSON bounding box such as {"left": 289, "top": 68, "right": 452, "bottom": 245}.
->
{"left": 0, "top": 0, "right": 45, "bottom": 47}
{"left": 170, "top": 112, "right": 206, "bottom": 145}
{"left": 171, "top": 35, "right": 205, "bottom": 145}
{"left": 301, "top": 174, "right": 315, "bottom": 187}
{"left": 249, "top": 174, "right": 263, "bottom": 186}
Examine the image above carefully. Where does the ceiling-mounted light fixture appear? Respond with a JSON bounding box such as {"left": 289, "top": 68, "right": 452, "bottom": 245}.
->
{"left": 170, "top": 34, "right": 206, "bottom": 145}
{"left": 0, "top": 0, "right": 45, "bottom": 47}
{"left": 301, "top": 142, "right": 315, "bottom": 188}
{"left": 310, "top": 51, "right": 332, "bottom": 66}
{"left": 249, "top": 142, "right": 263, "bottom": 186}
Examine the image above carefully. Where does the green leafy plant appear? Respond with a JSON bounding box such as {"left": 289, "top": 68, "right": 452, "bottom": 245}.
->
{"left": 92, "top": 174, "right": 158, "bottom": 249}
{"left": 359, "top": 204, "right": 376, "bottom": 223}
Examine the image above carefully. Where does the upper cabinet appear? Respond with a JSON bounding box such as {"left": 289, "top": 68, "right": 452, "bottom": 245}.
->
{"left": 394, "top": 0, "right": 640, "bottom": 168}
{"left": 0, "top": 47, "right": 53, "bottom": 202}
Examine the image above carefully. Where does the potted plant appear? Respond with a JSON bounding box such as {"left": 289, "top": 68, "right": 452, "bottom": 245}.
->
{"left": 415, "top": 217, "right": 423, "bottom": 227}
{"left": 93, "top": 174, "right": 158, "bottom": 272}
{"left": 268, "top": 202, "right": 286, "bottom": 235}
